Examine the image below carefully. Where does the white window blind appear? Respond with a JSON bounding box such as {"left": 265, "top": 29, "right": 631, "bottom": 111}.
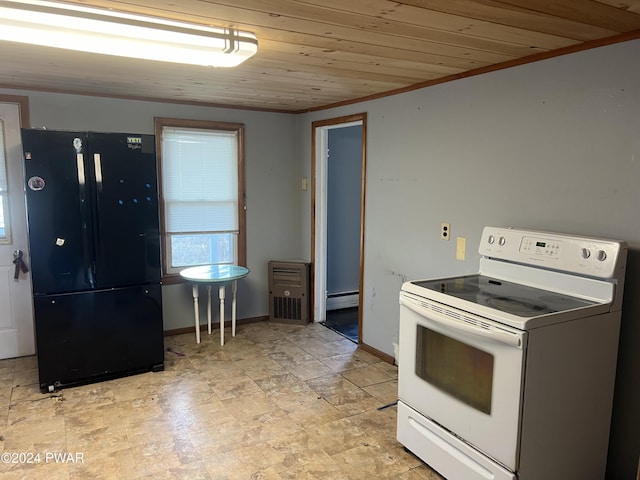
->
{"left": 162, "top": 127, "right": 238, "bottom": 234}
{"left": 0, "top": 120, "right": 7, "bottom": 239}
{"left": 0, "top": 121, "right": 7, "bottom": 192}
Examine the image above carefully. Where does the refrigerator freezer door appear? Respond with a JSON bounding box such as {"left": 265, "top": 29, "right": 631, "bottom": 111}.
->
{"left": 34, "top": 284, "right": 164, "bottom": 392}
{"left": 89, "top": 133, "right": 162, "bottom": 288}
{"left": 22, "top": 130, "right": 95, "bottom": 295}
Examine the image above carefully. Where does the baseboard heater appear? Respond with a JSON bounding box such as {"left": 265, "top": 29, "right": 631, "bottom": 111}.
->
{"left": 326, "top": 291, "right": 359, "bottom": 311}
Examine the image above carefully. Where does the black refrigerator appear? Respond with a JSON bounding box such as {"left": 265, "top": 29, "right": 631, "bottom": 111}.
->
{"left": 21, "top": 129, "right": 164, "bottom": 393}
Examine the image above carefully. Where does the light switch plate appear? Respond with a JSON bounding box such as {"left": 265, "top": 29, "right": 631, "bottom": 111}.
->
{"left": 456, "top": 237, "right": 466, "bottom": 260}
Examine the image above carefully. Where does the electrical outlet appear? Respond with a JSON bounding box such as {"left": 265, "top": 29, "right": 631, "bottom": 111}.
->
{"left": 441, "top": 223, "right": 450, "bottom": 240}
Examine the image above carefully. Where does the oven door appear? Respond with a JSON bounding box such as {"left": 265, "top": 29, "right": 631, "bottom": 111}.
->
{"left": 398, "top": 291, "right": 527, "bottom": 471}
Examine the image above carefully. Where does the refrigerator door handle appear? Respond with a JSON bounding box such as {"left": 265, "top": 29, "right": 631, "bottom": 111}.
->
{"left": 76, "top": 153, "right": 85, "bottom": 185}
{"left": 94, "top": 153, "right": 103, "bottom": 192}
{"left": 91, "top": 153, "right": 103, "bottom": 287}
{"left": 77, "top": 153, "right": 95, "bottom": 288}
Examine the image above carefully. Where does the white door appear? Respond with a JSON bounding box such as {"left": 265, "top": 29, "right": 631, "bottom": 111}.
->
{"left": 0, "top": 100, "right": 35, "bottom": 359}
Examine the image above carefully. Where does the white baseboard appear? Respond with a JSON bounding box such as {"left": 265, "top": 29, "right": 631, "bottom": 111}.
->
{"left": 326, "top": 293, "right": 359, "bottom": 311}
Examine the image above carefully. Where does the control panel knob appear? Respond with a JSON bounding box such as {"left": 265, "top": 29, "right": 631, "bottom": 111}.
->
{"left": 488, "top": 235, "right": 495, "bottom": 244}
{"left": 499, "top": 237, "right": 506, "bottom": 246}
{"left": 597, "top": 250, "right": 607, "bottom": 261}
{"left": 581, "top": 248, "right": 591, "bottom": 259}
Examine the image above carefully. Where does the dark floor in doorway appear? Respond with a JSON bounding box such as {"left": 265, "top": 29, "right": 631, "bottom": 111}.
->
{"left": 323, "top": 307, "right": 358, "bottom": 343}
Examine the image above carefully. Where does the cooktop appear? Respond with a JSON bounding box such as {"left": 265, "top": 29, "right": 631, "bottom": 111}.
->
{"left": 412, "top": 274, "right": 597, "bottom": 317}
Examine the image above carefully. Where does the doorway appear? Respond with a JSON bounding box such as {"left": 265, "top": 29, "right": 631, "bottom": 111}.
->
{"left": 311, "top": 113, "right": 366, "bottom": 343}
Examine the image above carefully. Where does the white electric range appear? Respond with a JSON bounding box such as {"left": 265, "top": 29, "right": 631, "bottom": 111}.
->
{"left": 397, "top": 226, "right": 627, "bottom": 480}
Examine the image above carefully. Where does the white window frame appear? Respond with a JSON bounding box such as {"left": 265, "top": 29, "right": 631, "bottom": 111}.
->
{"left": 0, "top": 119, "right": 11, "bottom": 244}
{"left": 155, "top": 117, "right": 246, "bottom": 281}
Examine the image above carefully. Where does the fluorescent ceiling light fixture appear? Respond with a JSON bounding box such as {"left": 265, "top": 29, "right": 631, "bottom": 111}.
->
{"left": 0, "top": 0, "right": 258, "bottom": 67}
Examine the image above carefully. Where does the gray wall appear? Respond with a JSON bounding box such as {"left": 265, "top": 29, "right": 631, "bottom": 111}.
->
{"left": 0, "top": 88, "right": 301, "bottom": 330}
{"left": 297, "top": 38, "right": 640, "bottom": 480}
{"left": 4, "top": 36, "right": 640, "bottom": 476}
{"left": 327, "top": 125, "right": 362, "bottom": 296}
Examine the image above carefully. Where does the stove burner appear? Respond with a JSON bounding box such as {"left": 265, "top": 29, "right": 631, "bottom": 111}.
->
{"left": 485, "top": 296, "right": 550, "bottom": 315}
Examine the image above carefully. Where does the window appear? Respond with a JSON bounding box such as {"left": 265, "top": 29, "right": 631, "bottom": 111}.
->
{"left": 415, "top": 325, "right": 494, "bottom": 414}
{"left": 155, "top": 118, "right": 246, "bottom": 279}
{"left": 0, "top": 120, "right": 10, "bottom": 242}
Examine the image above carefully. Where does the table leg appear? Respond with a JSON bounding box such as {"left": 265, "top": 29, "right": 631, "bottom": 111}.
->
{"left": 219, "top": 284, "right": 226, "bottom": 346}
{"left": 207, "top": 285, "right": 212, "bottom": 335}
{"left": 192, "top": 284, "right": 200, "bottom": 344}
{"left": 232, "top": 280, "right": 238, "bottom": 338}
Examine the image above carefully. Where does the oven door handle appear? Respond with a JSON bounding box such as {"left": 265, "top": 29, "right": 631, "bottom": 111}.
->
{"left": 400, "top": 294, "right": 523, "bottom": 348}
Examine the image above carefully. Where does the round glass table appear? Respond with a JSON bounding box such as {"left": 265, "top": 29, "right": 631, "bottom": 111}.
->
{"left": 180, "top": 265, "right": 250, "bottom": 345}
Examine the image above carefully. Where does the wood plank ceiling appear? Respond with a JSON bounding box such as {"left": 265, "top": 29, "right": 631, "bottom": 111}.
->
{"left": 1, "top": 0, "right": 640, "bottom": 113}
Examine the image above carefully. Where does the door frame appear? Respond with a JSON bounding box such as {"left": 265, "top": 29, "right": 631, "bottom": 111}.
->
{"left": 0, "top": 95, "right": 29, "bottom": 244}
{"left": 311, "top": 113, "right": 367, "bottom": 342}
{"left": 0, "top": 96, "right": 29, "bottom": 128}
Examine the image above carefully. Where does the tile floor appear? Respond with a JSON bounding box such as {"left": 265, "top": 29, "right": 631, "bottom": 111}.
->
{"left": 0, "top": 321, "right": 443, "bottom": 479}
